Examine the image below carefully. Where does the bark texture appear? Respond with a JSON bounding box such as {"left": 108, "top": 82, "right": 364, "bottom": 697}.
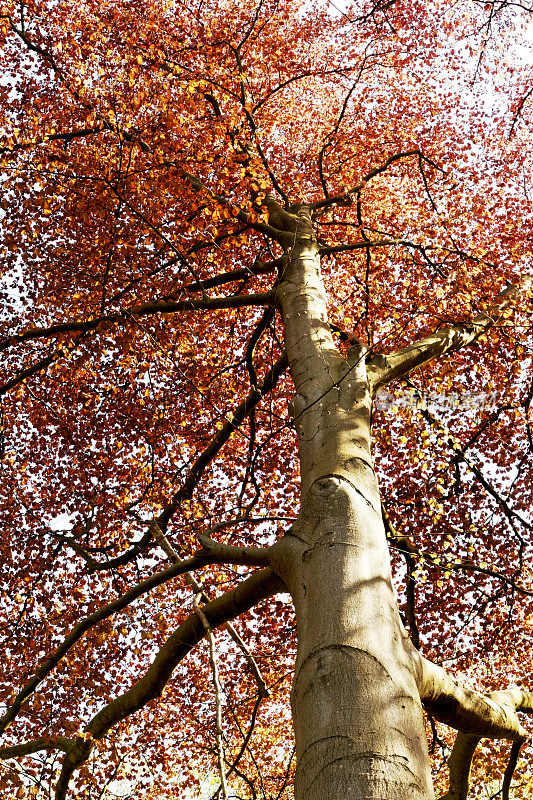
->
{"left": 276, "top": 476, "right": 434, "bottom": 800}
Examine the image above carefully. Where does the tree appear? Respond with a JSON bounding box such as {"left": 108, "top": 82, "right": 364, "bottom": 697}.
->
{"left": 0, "top": 0, "right": 532, "bottom": 798}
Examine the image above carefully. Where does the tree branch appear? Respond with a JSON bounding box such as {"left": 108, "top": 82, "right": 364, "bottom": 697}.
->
{"left": 440, "top": 730, "right": 528, "bottom": 800}
{"left": 319, "top": 238, "right": 411, "bottom": 255}
{"left": 64, "top": 353, "right": 288, "bottom": 572}
{"left": 406, "top": 385, "right": 533, "bottom": 534}
{"left": 415, "top": 651, "right": 533, "bottom": 799}
{"left": 219, "top": 694, "right": 264, "bottom": 791}
{"left": 0, "top": 123, "right": 106, "bottom": 154}
{"left": 0, "top": 551, "right": 223, "bottom": 735}
{"left": 381, "top": 504, "right": 421, "bottom": 648}
{"left": 368, "top": 277, "right": 533, "bottom": 390}
{"left": 0, "top": 349, "right": 60, "bottom": 397}
{"left": 155, "top": 353, "right": 289, "bottom": 532}
{"left": 153, "top": 521, "right": 270, "bottom": 697}
{"left": 194, "top": 595, "right": 230, "bottom": 800}
{"left": 196, "top": 533, "right": 272, "bottom": 567}
{"left": 414, "top": 652, "right": 533, "bottom": 740}
{"left": 439, "top": 733, "right": 481, "bottom": 800}
{"left": 501, "top": 739, "right": 524, "bottom": 800}
{"left": 177, "top": 169, "right": 290, "bottom": 244}
{"left": 180, "top": 257, "right": 284, "bottom": 297}
{"left": 52, "top": 568, "right": 284, "bottom": 800}
{"left": 310, "top": 150, "right": 426, "bottom": 211}
{"left": 0, "top": 292, "right": 274, "bottom": 353}
{"left": 0, "top": 736, "right": 72, "bottom": 759}
{"left": 509, "top": 87, "right": 533, "bottom": 139}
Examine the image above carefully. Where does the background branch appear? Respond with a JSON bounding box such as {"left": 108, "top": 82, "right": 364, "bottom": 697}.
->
{"left": 194, "top": 595, "right": 230, "bottom": 800}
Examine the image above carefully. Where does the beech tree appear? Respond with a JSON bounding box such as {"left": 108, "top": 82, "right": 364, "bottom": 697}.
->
{"left": 1, "top": 0, "right": 533, "bottom": 798}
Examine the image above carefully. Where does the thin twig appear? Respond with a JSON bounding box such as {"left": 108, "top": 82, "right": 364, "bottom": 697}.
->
{"left": 194, "top": 594, "right": 229, "bottom": 800}
{"left": 152, "top": 523, "right": 269, "bottom": 697}
{"left": 502, "top": 739, "right": 525, "bottom": 800}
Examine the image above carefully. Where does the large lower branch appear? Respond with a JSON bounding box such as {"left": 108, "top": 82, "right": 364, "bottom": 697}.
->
{"left": 0, "top": 549, "right": 258, "bottom": 735}
{"left": 52, "top": 568, "right": 284, "bottom": 800}
{"left": 413, "top": 651, "right": 533, "bottom": 800}
{"left": 414, "top": 651, "right": 532, "bottom": 740}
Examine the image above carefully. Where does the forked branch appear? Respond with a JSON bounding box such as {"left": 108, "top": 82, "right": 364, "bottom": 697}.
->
{"left": 415, "top": 653, "right": 532, "bottom": 740}
{"left": 310, "top": 150, "right": 432, "bottom": 212}
{"left": 154, "top": 522, "right": 270, "bottom": 697}
{"left": 413, "top": 652, "right": 533, "bottom": 800}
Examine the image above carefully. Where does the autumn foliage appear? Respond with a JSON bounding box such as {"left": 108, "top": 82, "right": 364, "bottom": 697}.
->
{"left": 0, "top": 0, "right": 532, "bottom": 798}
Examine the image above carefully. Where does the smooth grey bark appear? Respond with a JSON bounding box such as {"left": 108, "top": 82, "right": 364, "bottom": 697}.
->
{"left": 271, "top": 203, "right": 435, "bottom": 799}
{"left": 273, "top": 477, "right": 434, "bottom": 800}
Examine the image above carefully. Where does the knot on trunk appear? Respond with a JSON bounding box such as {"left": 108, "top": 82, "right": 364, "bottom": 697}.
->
{"left": 310, "top": 476, "right": 342, "bottom": 497}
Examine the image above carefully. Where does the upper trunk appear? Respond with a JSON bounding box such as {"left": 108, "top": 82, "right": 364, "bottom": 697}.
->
{"left": 271, "top": 203, "right": 434, "bottom": 800}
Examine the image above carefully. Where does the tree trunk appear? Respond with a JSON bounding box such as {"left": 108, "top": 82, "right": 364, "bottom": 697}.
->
{"left": 279, "top": 473, "right": 434, "bottom": 800}
{"left": 272, "top": 204, "right": 434, "bottom": 799}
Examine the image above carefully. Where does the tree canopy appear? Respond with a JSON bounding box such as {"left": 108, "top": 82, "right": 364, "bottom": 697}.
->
{"left": 0, "top": 0, "right": 532, "bottom": 798}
